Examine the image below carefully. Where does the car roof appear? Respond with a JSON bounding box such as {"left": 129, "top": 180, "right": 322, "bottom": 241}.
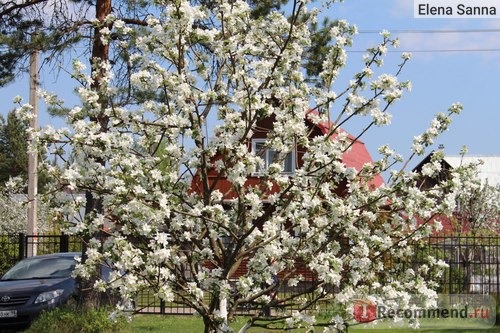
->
{"left": 21, "top": 252, "right": 81, "bottom": 260}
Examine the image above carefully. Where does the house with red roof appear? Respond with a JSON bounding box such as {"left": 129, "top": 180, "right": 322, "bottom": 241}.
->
{"left": 308, "top": 111, "right": 384, "bottom": 190}
{"left": 190, "top": 112, "right": 383, "bottom": 200}
{"left": 190, "top": 111, "right": 383, "bottom": 279}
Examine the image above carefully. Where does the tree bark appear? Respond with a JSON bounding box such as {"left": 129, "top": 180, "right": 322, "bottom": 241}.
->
{"left": 78, "top": 0, "right": 111, "bottom": 309}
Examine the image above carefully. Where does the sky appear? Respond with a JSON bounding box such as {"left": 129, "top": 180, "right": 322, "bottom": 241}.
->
{"left": 0, "top": 0, "right": 499, "bottom": 171}
{"left": 328, "top": 0, "right": 500, "bottom": 162}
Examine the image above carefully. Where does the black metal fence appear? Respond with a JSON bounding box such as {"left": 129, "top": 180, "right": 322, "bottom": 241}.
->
{"left": 135, "top": 235, "right": 500, "bottom": 314}
{"left": 425, "top": 235, "right": 499, "bottom": 295}
{"left": 0, "top": 233, "right": 83, "bottom": 276}
{"left": 1, "top": 234, "right": 498, "bottom": 315}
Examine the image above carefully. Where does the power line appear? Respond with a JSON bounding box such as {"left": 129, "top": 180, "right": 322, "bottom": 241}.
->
{"left": 349, "top": 48, "right": 500, "bottom": 53}
{"left": 359, "top": 28, "right": 500, "bottom": 34}
{"left": 398, "top": 48, "right": 500, "bottom": 53}
{"left": 354, "top": 29, "right": 500, "bottom": 53}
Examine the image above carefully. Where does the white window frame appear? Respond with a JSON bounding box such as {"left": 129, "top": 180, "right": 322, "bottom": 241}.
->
{"left": 252, "top": 139, "right": 295, "bottom": 175}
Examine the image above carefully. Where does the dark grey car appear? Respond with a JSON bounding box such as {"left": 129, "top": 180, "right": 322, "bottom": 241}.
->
{"left": 0, "top": 252, "right": 81, "bottom": 330}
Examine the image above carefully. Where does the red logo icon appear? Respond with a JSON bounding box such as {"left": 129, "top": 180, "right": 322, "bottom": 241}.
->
{"left": 353, "top": 300, "right": 377, "bottom": 323}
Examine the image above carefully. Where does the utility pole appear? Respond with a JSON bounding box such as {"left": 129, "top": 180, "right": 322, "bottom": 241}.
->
{"left": 27, "top": 39, "right": 39, "bottom": 257}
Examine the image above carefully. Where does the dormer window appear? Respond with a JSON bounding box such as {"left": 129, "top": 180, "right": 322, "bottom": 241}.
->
{"left": 252, "top": 139, "right": 295, "bottom": 174}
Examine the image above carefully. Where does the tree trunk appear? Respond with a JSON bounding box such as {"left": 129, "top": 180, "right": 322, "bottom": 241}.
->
{"left": 202, "top": 294, "right": 230, "bottom": 333}
{"left": 78, "top": 0, "right": 111, "bottom": 310}
{"left": 219, "top": 296, "right": 229, "bottom": 331}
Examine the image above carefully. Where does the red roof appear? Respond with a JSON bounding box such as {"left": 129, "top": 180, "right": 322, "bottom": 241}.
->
{"left": 306, "top": 110, "right": 384, "bottom": 188}
{"left": 190, "top": 112, "right": 384, "bottom": 198}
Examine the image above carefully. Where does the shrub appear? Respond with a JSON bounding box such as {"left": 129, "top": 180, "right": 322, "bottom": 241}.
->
{"left": 24, "top": 306, "right": 129, "bottom": 333}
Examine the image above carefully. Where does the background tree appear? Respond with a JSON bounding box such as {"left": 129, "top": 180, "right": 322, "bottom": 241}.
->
{"left": 0, "top": 110, "right": 50, "bottom": 191}
{"left": 18, "top": 1, "right": 467, "bottom": 332}
{"left": 0, "top": 183, "right": 53, "bottom": 235}
{"left": 0, "top": 0, "right": 91, "bottom": 87}
{"left": 0, "top": 111, "right": 28, "bottom": 183}
{"left": 0, "top": 177, "right": 55, "bottom": 277}
{"left": 453, "top": 162, "right": 499, "bottom": 235}
{"left": 447, "top": 157, "right": 500, "bottom": 293}
{"left": 0, "top": 111, "right": 53, "bottom": 240}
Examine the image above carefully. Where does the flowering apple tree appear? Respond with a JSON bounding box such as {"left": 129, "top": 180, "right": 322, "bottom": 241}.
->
{"left": 16, "top": 0, "right": 466, "bottom": 332}
{"left": 0, "top": 177, "right": 54, "bottom": 234}
{"left": 452, "top": 154, "right": 500, "bottom": 235}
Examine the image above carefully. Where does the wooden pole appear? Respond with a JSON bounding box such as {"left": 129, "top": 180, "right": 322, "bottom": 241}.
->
{"left": 27, "top": 42, "right": 39, "bottom": 256}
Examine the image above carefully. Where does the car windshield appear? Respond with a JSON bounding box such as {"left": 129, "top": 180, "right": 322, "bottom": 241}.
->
{"left": 1, "top": 255, "right": 77, "bottom": 280}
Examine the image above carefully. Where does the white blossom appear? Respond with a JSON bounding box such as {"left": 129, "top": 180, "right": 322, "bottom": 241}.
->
{"left": 23, "top": 1, "right": 468, "bottom": 332}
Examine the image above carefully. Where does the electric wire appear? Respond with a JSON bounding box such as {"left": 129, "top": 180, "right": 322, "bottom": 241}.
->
{"left": 348, "top": 49, "right": 500, "bottom": 53}
{"left": 351, "top": 28, "right": 500, "bottom": 53}
{"left": 359, "top": 28, "right": 500, "bottom": 34}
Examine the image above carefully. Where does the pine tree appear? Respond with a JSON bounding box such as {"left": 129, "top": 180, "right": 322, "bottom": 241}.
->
{"left": 0, "top": 111, "right": 28, "bottom": 183}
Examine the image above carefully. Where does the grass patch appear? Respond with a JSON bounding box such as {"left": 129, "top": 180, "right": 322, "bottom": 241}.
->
{"left": 22, "top": 307, "right": 500, "bottom": 332}
{"left": 130, "top": 314, "right": 204, "bottom": 332}
{"left": 24, "top": 307, "right": 127, "bottom": 333}
{"left": 130, "top": 315, "right": 320, "bottom": 332}
{"left": 129, "top": 315, "right": 500, "bottom": 333}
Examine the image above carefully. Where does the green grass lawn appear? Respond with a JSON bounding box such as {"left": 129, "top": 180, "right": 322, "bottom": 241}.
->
{"left": 129, "top": 315, "right": 500, "bottom": 332}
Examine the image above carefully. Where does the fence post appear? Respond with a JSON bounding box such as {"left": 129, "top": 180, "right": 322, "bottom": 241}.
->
{"left": 60, "top": 234, "right": 69, "bottom": 253}
{"left": 160, "top": 299, "right": 165, "bottom": 314}
{"left": 18, "top": 233, "right": 25, "bottom": 260}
